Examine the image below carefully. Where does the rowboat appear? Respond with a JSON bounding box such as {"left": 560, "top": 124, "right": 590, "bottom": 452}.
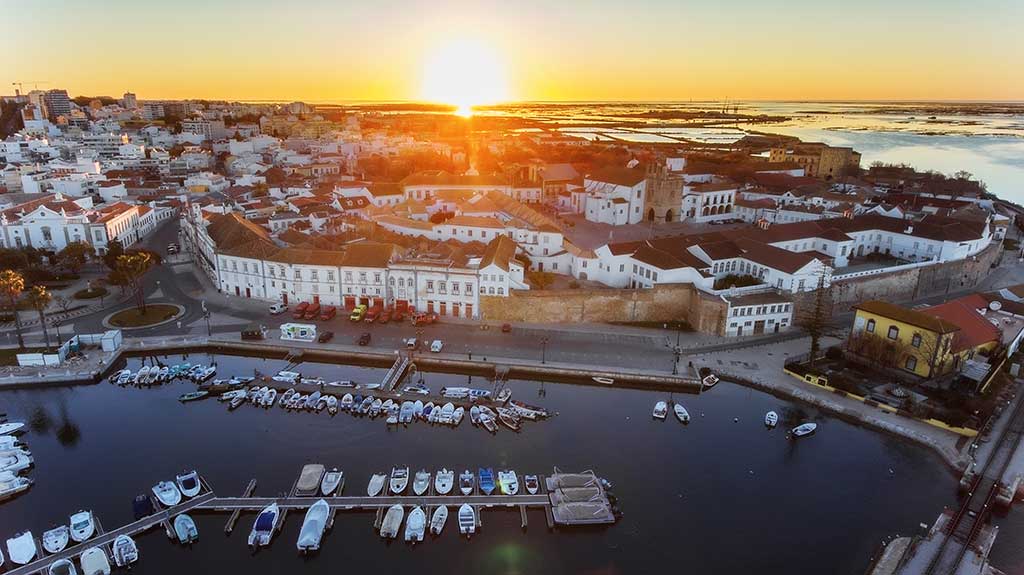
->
{"left": 673, "top": 403, "right": 690, "bottom": 423}
{"left": 791, "top": 422, "right": 817, "bottom": 438}
{"left": 367, "top": 473, "right": 387, "bottom": 497}
{"left": 652, "top": 401, "right": 668, "bottom": 420}
{"left": 765, "top": 411, "right": 779, "bottom": 428}
{"left": 174, "top": 514, "right": 198, "bottom": 545}
{"left": 430, "top": 505, "right": 448, "bottom": 535}
{"left": 321, "top": 468, "right": 343, "bottom": 496}
{"left": 42, "top": 525, "right": 69, "bottom": 554}
{"left": 435, "top": 468, "right": 454, "bottom": 495}
{"left": 592, "top": 376, "right": 614, "bottom": 385}
{"left": 178, "top": 391, "right": 209, "bottom": 402}
{"left": 458, "top": 504, "right": 476, "bottom": 536}
{"left": 404, "top": 506, "right": 426, "bottom": 543}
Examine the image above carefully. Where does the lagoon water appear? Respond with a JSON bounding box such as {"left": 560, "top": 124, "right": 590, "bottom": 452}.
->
{"left": 0, "top": 352, "right": 956, "bottom": 573}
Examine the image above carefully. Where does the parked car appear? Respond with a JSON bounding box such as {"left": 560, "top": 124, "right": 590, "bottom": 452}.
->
{"left": 317, "top": 330, "right": 334, "bottom": 343}
{"left": 404, "top": 337, "right": 419, "bottom": 350}
{"left": 364, "top": 306, "right": 382, "bottom": 323}
{"left": 412, "top": 312, "right": 438, "bottom": 326}
{"left": 292, "top": 302, "right": 310, "bottom": 319}
{"left": 501, "top": 323, "right": 512, "bottom": 333}
{"left": 319, "top": 305, "right": 337, "bottom": 321}
{"left": 358, "top": 332, "right": 371, "bottom": 346}
{"left": 430, "top": 339, "right": 444, "bottom": 353}
{"left": 378, "top": 309, "right": 392, "bottom": 324}
{"left": 303, "top": 303, "right": 322, "bottom": 320}
{"left": 349, "top": 304, "right": 367, "bottom": 322}
{"left": 167, "top": 243, "right": 179, "bottom": 254}
{"left": 241, "top": 323, "right": 267, "bottom": 340}
{"left": 269, "top": 303, "right": 288, "bottom": 315}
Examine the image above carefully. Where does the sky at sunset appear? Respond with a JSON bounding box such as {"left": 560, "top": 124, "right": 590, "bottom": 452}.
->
{"left": 3, "top": 0, "right": 1022, "bottom": 103}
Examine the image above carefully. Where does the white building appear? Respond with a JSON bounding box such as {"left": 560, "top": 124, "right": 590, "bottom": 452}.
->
{"left": 580, "top": 167, "right": 646, "bottom": 225}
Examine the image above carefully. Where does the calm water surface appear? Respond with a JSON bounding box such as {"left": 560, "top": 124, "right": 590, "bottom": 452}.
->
{"left": 0, "top": 352, "right": 957, "bottom": 574}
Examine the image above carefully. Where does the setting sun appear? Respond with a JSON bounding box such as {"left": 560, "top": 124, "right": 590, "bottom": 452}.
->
{"left": 420, "top": 38, "right": 510, "bottom": 116}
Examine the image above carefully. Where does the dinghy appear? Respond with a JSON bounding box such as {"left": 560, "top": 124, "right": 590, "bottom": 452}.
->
{"left": 321, "top": 468, "right": 343, "bottom": 496}
{"left": 367, "top": 473, "right": 387, "bottom": 497}
{"left": 386, "top": 406, "right": 399, "bottom": 425}
{"left": 380, "top": 504, "right": 404, "bottom": 539}
{"left": 652, "top": 401, "right": 668, "bottom": 420}
{"left": 296, "top": 499, "right": 329, "bottom": 553}
{"left": 430, "top": 505, "right": 448, "bottom": 535}
{"left": 458, "top": 504, "right": 476, "bottom": 536}
{"left": 272, "top": 371, "right": 300, "bottom": 383}
{"left": 673, "top": 403, "right": 690, "bottom": 423}
{"left": 219, "top": 389, "right": 247, "bottom": 402}
{"left": 173, "top": 514, "right": 198, "bottom": 544}
{"left": 498, "top": 470, "right": 519, "bottom": 495}
{"left": 497, "top": 407, "right": 521, "bottom": 431}
{"left": 248, "top": 503, "right": 280, "bottom": 548}
{"left": 390, "top": 467, "right": 409, "bottom": 494}
{"left": 369, "top": 398, "right": 383, "bottom": 417}
{"left": 791, "top": 422, "right": 818, "bottom": 438}
{"left": 399, "top": 401, "right": 415, "bottom": 423}
{"left": 69, "top": 511, "right": 95, "bottom": 542}
{"left": 79, "top": 547, "right": 110, "bottom": 575}
{"left": 453, "top": 406, "right": 465, "bottom": 425}
{"left": 592, "top": 376, "right": 615, "bottom": 385}
{"left": 341, "top": 393, "right": 354, "bottom": 410}
{"left": 439, "top": 402, "right": 455, "bottom": 424}
{"left": 470, "top": 406, "right": 481, "bottom": 425}
{"left": 111, "top": 369, "right": 131, "bottom": 384}
{"left": 459, "top": 470, "right": 474, "bottom": 495}
{"left": 111, "top": 535, "right": 138, "bottom": 567}
{"left": 0, "top": 450, "right": 32, "bottom": 473}
{"left": 468, "top": 389, "right": 491, "bottom": 401}
{"left": 440, "top": 386, "right": 469, "bottom": 399}
{"left": 0, "top": 435, "right": 21, "bottom": 449}
{"left": 359, "top": 396, "right": 374, "bottom": 415}
{"left": 480, "top": 413, "right": 498, "bottom": 433}
{"left": 132, "top": 366, "right": 150, "bottom": 385}
{"left": 262, "top": 388, "right": 277, "bottom": 407}
{"left": 478, "top": 468, "right": 495, "bottom": 495}
{"left": 176, "top": 470, "right": 201, "bottom": 498}
{"left": 509, "top": 400, "right": 551, "bottom": 419}
{"left": 435, "top": 468, "right": 454, "bottom": 495}
{"left": 413, "top": 469, "right": 430, "bottom": 496}
{"left": 325, "top": 380, "right": 355, "bottom": 388}
{"left": 152, "top": 481, "right": 182, "bottom": 507}
{"left": 765, "top": 411, "right": 779, "bottom": 428}
{"left": 228, "top": 395, "right": 245, "bottom": 410}
{"left": 6, "top": 531, "right": 35, "bottom": 565}
{"left": 157, "top": 366, "right": 170, "bottom": 381}
{"left": 42, "top": 525, "right": 69, "bottom": 554}
{"left": 178, "top": 390, "right": 209, "bottom": 403}
{"left": 48, "top": 559, "right": 77, "bottom": 575}
{"left": 524, "top": 475, "right": 540, "bottom": 495}
{"left": 402, "top": 384, "right": 429, "bottom": 395}
{"left": 404, "top": 506, "right": 426, "bottom": 543}
{"left": 702, "top": 374, "right": 720, "bottom": 389}
{"left": 305, "top": 391, "right": 322, "bottom": 410}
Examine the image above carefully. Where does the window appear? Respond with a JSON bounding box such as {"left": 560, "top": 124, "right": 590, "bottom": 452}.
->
{"left": 466, "top": 283, "right": 473, "bottom": 295}
{"left": 887, "top": 326, "right": 899, "bottom": 340}
{"left": 439, "top": 282, "right": 447, "bottom": 295}
{"left": 497, "top": 287, "right": 504, "bottom": 295}
{"left": 619, "top": 264, "right": 625, "bottom": 272}
{"left": 293, "top": 270, "right": 300, "bottom": 280}
{"left": 311, "top": 270, "right": 319, "bottom": 281}
{"left": 911, "top": 334, "right": 922, "bottom": 348}
{"left": 426, "top": 280, "right": 434, "bottom": 293}
{"left": 359, "top": 272, "right": 367, "bottom": 283}
{"left": 327, "top": 271, "right": 335, "bottom": 282}
{"left": 866, "top": 319, "right": 876, "bottom": 333}
{"left": 345, "top": 272, "right": 352, "bottom": 282}
{"left": 374, "top": 273, "right": 381, "bottom": 284}
{"left": 905, "top": 356, "right": 917, "bottom": 371}
{"left": 452, "top": 283, "right": 460, "bottom": 295}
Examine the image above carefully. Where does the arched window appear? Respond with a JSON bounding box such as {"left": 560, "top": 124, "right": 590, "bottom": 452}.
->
{"left": 887, "top": 326, "right": 899, "bottom": 340}
{"left": 866, "top": 319, "right": 875, "bottom": 333}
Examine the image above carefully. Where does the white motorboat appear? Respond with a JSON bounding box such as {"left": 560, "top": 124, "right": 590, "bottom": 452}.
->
{"left": 248, "top": 503, "right": 280, "bottom": 548}
{"left": 196, "top": 366, "right": 216, "bottom": 381}
{"left": 262, "top": 388, "right": 277, "bottom": 407}
{"left": 219, "top": 389, "right": 247, "bottom": 402}
{"left": 404, "top": 506, "right": 426, "bottom": 543}
{"left": 272, "top": 371, "right": 300, "bottom": 383}
{"left": 341, "top": 393, "right": 354, "bottom": 410}
{"left": 48, "top": 558, "right": 78, "bottom": 575}
{"left": 430, "top": 505, "right": 448, "bottom": 535}
{"left": 592, "top": 376, "right": 615, "bottom": 385}
{"left": 652, "top": 401, "right": 668, "bottom": 420}
{"left": 0, "top": 422, "right": 25, "bottom": 436}
{"left": 367, "top": 473, "right": 387, "bottom": 497}
{"left": 132, "top": 366, "right": 150, "bottom": 385}
{"left": 765, "top": 411, "right": 779, "bottom": 428}
{"left": 157, "top": 366, "right": 170, "bottom": 381}
{"left": 173, "top": 514, "right": 198, "bottom": 544}
{"left": 321, "top": 468, "right": 343, "bottom": 496}
{"left": 390, "top": 467, "right": 409, "bottom": 494}
{"left": 441, "top": 386, "right": 470, "bottom": 399}
{"left": 399, "top": 401, "right": 415, "bottom": 423}
{"left": 468, "top": 389, "right": 491, "bottom": 401}
{"left": 69, "top": 511, "right": 95, "bottom": 542}
{"left": 459, "top": 470, "right": 474, "bottom": 495}
{"left": 296, "top": 499, "right": 329, "bottom": 553}
{"left": 413, "top": 400, "right": 424, "bottom": 418}
{"left": 176, "top": 470, "right": 201, "bottom": 498}
{"left": 435, "top": 468, "right": 454, "bottom": 495}
{"left": 702, "top": 374, "right": 720, "bottom": 388}
{"left": 111, "top": 369, "right": 131, "bottom": 384}
{"left": 524, "top": 475, "right": 540, "bottom": 495}
{"left": 79, "top": 547, "right": 110, "bottom": 575}
{"left": 458, "top": 504, "right": 476, "bottom": 536}
{"left": 325, "top": 380, "right": 355, "bottom": 388}
{"left": 0, "top": 435, "right": 21, "bottom": 449}
{"left": 470, "top": 406, "right": 481, "bottom": 425}
{"left": 152, "top": 481, "right": 182, "bottom": 507}
{"left": 791, "top": 422, "right": 818, "bottom": 438}
{"left": 305, "top": 391, "right": 322, "bottom": 410}
{"left": 369, "top": 398, "right": 383, "bottom": 417}
{"left": 380, "top": 504, "right": 404, "bottom": 539}
{"left": 480, "top": 413, "right": 498, "bottom": 433}
{"left": 6, "top": 531, "right": 36, "bottom": 565}
{"left": 413, "top": 469, "right": 430, "bottom": 496}
{"left": 498, "top": 470, "right": 519, "bottom": 495}
{"left": 326, "top": 395, "right": 338, "bottom": 415}
{"left": 42, "top": 525, "right": 69, "bottom": 554}
{"left": 439, "top": 402, "right": 455, "bottom": 424}
{"left": 453, "top": 406, "right": 465, "bottom": 425}
{"left": 673, "top": 403, "right": 690, "bottom": 424}
{"left": 0, "top": 450, "right": 33, "bottom": 473}
{"left": 111, "top": 535, "right": 138, "bottom": 567}
{"left": 0, "top": 474, "right": 31, "bottom": 501}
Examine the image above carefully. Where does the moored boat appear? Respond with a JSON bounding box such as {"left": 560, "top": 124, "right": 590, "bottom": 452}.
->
{"left": 248, "top": 503, "right": 280, "bottom": 548}
{"left": 791, "top": 422, "right": 817, "bottom": 438}
{"left": 42, "top": 525, "right": 70, "bottom": 554}
{"left": 321, "top": 468, "right": 343, "bottom": 496}
{"left": 48, "top": 558, "right": 77, "bottom": 575}
{"left": 326, "top": 395, "right": 338, "bottom": 415}
{"left": 404, "top": 506, "right": 426, "bottom": 543}
{"left": 480, "top": 413, "right": 498, "bottom": 433}
{"left": 0, "top": 422, "right": 25, "bottom": 435}
{"left": 496, "top": 407, "right": 521, "bottom": 431}
{"left": 440, "top": 386, "right": 469, "bottom": 399}
{"left": 459, "top": 470, "right": 474, "bottom": 495}
{"left": 765, "top": 411, "right": 779, "bottom": 427}
{"left": 173, "top": 514, "right": 198, "bottom": 544}
{"left": 341, "top": 393, "right": 354, "bottom": 410}
{"left": 498, "top": 470, "right": 519, "bottom": 495}
{"left": 296, "top": 499, "right": 329, "bottom": 553}
{"left": 652, "top": 401, "right": 668, "bottom": 420}
{"left": 453, "top": 406, "right": 465, "bottom": 425}
{"left": 673, "top": 403, "right": 690, "bottom": 423}
{"left": 176, "top": 470, "right": 201, "bottom": 498}
{"left": 0, "top": 474, "right": 31, "bottom": 501}
{"left": 367, "top": 473, "right": 387, "bottom": 497}
{"left": 272, "top": 371, "right": 300, "bottom": 383}
{"left": 6, "top": 531, "right": 36, "bottom": 565}
{"left": 430, "top": 505, "right": 448, "bottom": 535}
{"left": 412, "top": 469, "right": 430, "bottom": 495}
{"left": 69, "top": 511, "right": 95, "bottom": 542}
{"left": 380, "top": 504, "right": 404, "bottom": 539}
{"left": 79, "top": 547, "right": 110, "bottom": 575}
{"left": 111, "top": 535, "right": 138, "bottom": 567}
{"left": 390, "top": 466, "right": 409, "bottom": 494}
{"left": 592, "top": 376, "right": 614, "bottom": 385}
{"left": 478, "top": 468, "right": 495, "bottom": 495}
{"left": 178, "top": 391, "right": 209, "bottom": 402}
{"left": 435, "top": 468, "right": 454, "bottom": 495}
{"left": 458, "top": 503, "right": 476, "bottom": 536}
{"left": 413, "top": 400, "right": 424, "bottom": 419}
{"left": 470, "top": 405, "right": 481, "bottom": 425}
{"left": 305, "top": 391, "right": 322, "bottom": 411}
{"left": 152, "top": 481, "right": 182, "bottom": 507}
{"left": 524, "top": 474, "right": 540, "bottom": 495}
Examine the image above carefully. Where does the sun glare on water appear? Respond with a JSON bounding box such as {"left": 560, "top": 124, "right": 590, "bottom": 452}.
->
{"left": 421, "top": 38, "right": 510, "bottom": 117}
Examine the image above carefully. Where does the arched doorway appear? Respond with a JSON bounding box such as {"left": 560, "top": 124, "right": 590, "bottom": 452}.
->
{"left": 647, "top": 208, "right": 655, "bottom": 222}
{"left": 665, "top": 209, "right": 673, "bottom": 223}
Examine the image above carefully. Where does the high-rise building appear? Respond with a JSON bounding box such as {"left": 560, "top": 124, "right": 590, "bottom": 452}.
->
{"left": 122, "top": 92, "right": 138, "bottom": 109}
{"left": 43, "top": 89, "right": 72, "bottom": 119}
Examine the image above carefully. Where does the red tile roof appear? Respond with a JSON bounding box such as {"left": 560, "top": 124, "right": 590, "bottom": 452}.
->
{"left": 925, "top": 299, "right": 1000, "bottom": 352}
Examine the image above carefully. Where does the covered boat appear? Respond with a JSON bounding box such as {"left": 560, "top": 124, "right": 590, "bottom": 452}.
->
{"left": 248, "top": 503, "right": 280, "bottom": 548}
{"left": 498, "top": 470, "right": 519, "bottom": 495}
{"left": 176, "top": 470, "right": 201, "bottom": 498}
{"left": 42, "top": 525, "right": 69, "bottom": 554}
{"left": 0, "top": 474, "right": 31, "bottom": 501}
{"left": 321, "top": 468, "right": 343, "bottom": 496}
{"left": 413, "top": 400, "right": 424, "bottom": 418}
{"left": 390, "top": 467, "right": 409, "bottom": 494}
{"left": 48, "top": 559, "right": 78, "bottom": 575}
{"left": 326, "top": 395, "right": 338, "bottom": 415}
{"left": 295, "top": 464, "right": 325, "bottom": 496}
{"left": 6, "top": 531, "right": 35, "bottom": 565}
{"left": 152, "top": 481, "right": 182, "bottom": 507}
{"left": 404, "top": 506, "right": 426, "bottom": 543}
{"left": 173, "top": 514, "right": 198, "bottom": 544}
{"left": 367, "top": 473, "right": 387, "bottom": 497}
{"left": 459, "top": 470, "right": 474, "bottom": 495}
{"left": 435, "top": 468, "right": 454, "bottom": 495}
{"left": 412, "top": 469, "right": 430, "bottom": 495}
{"left": 296, "top": 499, "right": 329, "bottom": 553}
{"left": 652, "top": 401, "right": 668, "bottom": 420}
{"left": 430, "top": 505, "right": 448, "bottom": 535}
{"left": 478, "top": 468, "right": 495, "bottom": 495}
{"left": 79, "top": 547, "right": 110, "bottom": 575}
{"left": 470, "top": 406, "right": 481, "bottom": 425}
{"left": 380, "top": 504, "right": 404, "bottom": 539}
{"left": 69, "top": 511, "right": 95, "bottom": 542}
{"left": 304, "top": 391, "right": 322, "bottom": 410}
{"left": 458, "top": 504, "right": 476, "bottom": 536}
{"left": 111, "top": 535, "right": 138, "bottom": 567}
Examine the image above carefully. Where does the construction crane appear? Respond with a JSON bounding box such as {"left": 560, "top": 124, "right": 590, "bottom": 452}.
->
{"left": 11, "top": 81, "right": 49, "bottom": 96}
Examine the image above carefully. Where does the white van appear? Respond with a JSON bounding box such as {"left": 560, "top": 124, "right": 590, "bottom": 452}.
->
{"left": 269, "top": 303, "right": 288, "bottom": 315}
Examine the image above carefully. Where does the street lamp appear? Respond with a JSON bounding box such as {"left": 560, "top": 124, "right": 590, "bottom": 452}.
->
{"left": 541, "top": 336, "right": 549, "bottom": 365}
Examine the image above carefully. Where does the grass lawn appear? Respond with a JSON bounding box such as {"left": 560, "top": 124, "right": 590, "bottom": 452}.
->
{"left": 0, "top": 347, "right": 47, "bottom": 366}
{"left": 108, "top": 304, "right": 180, "bottom": 328}
{"left": 74, "top": 287, "right": 109, "bottom": 300}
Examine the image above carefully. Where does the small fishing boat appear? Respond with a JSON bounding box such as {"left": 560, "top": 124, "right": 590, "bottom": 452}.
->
{"left": 404, "top": 506, "right": 426, "bottom": 543}
{"left": 0, "top": 435, "right": 20, "bottom": 449}
{"left": 430, "top": 505, "right": 448, "bottom": 535}
{"left": 359, "top": 395, "right": 374, "bottom": 415}
{"left": 458, "top": 504, "right": 476, "bottom": 536}
{"left": 111, "top": 369, "right": 131, "bottom": 384}
{"left": 178, "top": 391, "right": 209, "bottom": 402}
{"left": 272, "top": 371, "right": 300, "bottom": 383}
{"left": 219, "top": 389, "right": 247, "bottom": 402}
{"left": 132, "top": 366, "right": 150, "bottom": 385}
{"left": 42, "top": 525, "right": 70, "bottom": 554}
{"left": 341, "top": 393, "right": 354, "bottom": 410}
{"left": 498, "top": 470, "right": 519, "bottom": 495}
{"left": 435, "top": 468, "right": 454, "bottom": 495}
{"left": 48, "top": 559, "right": 77, "bottom": 575}
{"left": 360, "top": 383, "right": 382, "bottom": 391}
{"left": 315, "top": 397, "right": 327, "bottom": 412}
{"left": 262, "top": 388, "right": 277, "bottom": 407}
{"left": 248, "top": 503, "right": 280, "bottom": 548}
{"left": 367, "top": 473, "right": 387, "bottom": 497}
{"left": 111, "top": 535, "right": 138, "bottom": 567}
{"left": 469, "top": 405, "right": 481, "bottom": 425}
{"left": 765, "top": 411, "right": 779, "bottom": 428}
{"left": 440, "top": 386, "right": 469, "bottom": 399}
{"left": 495, "top": 387, "right": 512, "bottom": 403}
{"left": 326, "top": 395, "right": 338, "bottom": 415}
{"left": 228, "top": 395, "right": 245, "bottom": 410}
{"left": 176, "top": 470, "right": 201, "bottom": 498}
{"left": 652, "top": 401, "right": 668, "bottom": 420}
{"left": 325, "top": 380, "right": 355, "bottom": 388}
{"left": 453, "top": 406, "right": 465, "bottom": 425}
{"left": 173, "top": 514, "right": 198, "bottom": 544}
{"left": 380, "top": 504, "right": 404, "bottom": 539}
{"left": 440, "top": 402, "right": 456, "bottom": 424}
{"left": 6, "top": 531, "right": 35, "bottom": 565}
{"left": 296, "top": 499, "right": 329, "bottom": 553}
{"left": 702, "top": 374, "right": 720, "bottom": 389}
{"left": 152, "top": 481, "right": 182, "bottom": 507}
{"left": 69, "top": 511, "right": 95, "bottom": 542}
{"left": 592, "top": 376, "right": 615, "bottom": 385}
{"left": 509, "top": 399, "right": 550, "bottom": 420}
{"left": 386, "top": 405, "right": 399, "bottom": 425}
{"left": 305, "top": 391, "right": 322, "bottom": 411}
{"left": 300, "top": 376, "right": 325, "bottom": 387}
{"left": 459, "top": 470, "right": 474, "bottom": 495}
{"left": 399, "top": 401, "right": 415, "bottom": 423}
{"left": 157, "top": 366, "right": 170, "bottom": 382}
{"left": 673, "top": 403, "right": 690, "bottom": 424}
{"left": 195, "top": 366, "right": 216, "bottom": 382}
{"left": 390, "top": 466, "right": 409, "bottom": 494}
{"left": 468, "top": 389, "right": 491, "bottom": 402}
{"left": 0, "top": 450, "right": 32, "bottom": 473}
{"left": 524, "top": 475, "right": 540, "bottom": 495}
{"left": 79, "top": 547, "right": 110, "bottom": 575}
{"left": 478, "top": 468, "right": 495, "bottom": 495}
{"left": 791, "top": 422, "right": 818, "bottom": 438}
{"left": 321, "top": 468, "right": 343, "bottom": 496}
{"left": 480, "top": 413, "right": 498, "bottom": 433}
{"left": 402, "top": 384, "right": 429, "bottom": 395}
{"left": 413, "top": 469, "right": 430, "bottom": 496}
{"left": 497, "top": 407, "right": 521, "bottom": 431}
{"left": 413, "top": 400, "right": 424, "bottom": 419}
{"left": 0, "top": 422, "right": 25, "bottom": 435}
{"left": 369, "top": 398, "right": 383, "bottom": 417}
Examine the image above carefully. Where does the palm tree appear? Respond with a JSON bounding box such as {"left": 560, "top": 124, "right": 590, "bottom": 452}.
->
{"left": 26, "top": 285, "right": 52, "bottom": 350}
{"left": 0, "top": 269, "right": 26, "bottom": 349}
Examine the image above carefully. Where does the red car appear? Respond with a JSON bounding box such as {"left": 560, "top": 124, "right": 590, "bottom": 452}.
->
{"left": 378, "top": 309, "right": 392, "bottom": 324}
{"left": 292, "top": 302, "right": 309, "bottom": 320}
{"left": 303, "top": 303, "right": 321, "bottom": 320}
{"left": 319, "top": 306, "right": 337, "bottom": 321}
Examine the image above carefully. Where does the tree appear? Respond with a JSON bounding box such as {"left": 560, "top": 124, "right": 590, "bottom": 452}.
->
{"left": 0, "top": 270, "right": 25, "bottom": 348}
{"left": 26, "top": 286, "right": 52, "bottom": 350}
{"left": 102, "top": 239, "right": 125, "bottom": 270}
{"left": 796, "top": 267, "right": 833, "bottom": 366}
{"left": 115, "top": 253, "right": 154, "bottom": 312}
{"left": 57, "top": 241, "right": 93, "bottom": 274}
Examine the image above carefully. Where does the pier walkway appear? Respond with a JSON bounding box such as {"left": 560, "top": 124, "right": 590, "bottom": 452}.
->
{"left": 380, "top": 355, "right": 410, "bottom": 392}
